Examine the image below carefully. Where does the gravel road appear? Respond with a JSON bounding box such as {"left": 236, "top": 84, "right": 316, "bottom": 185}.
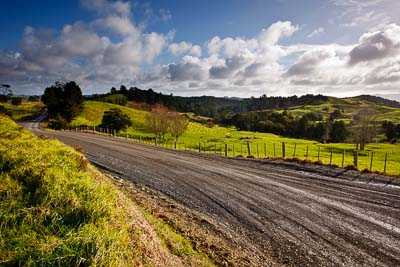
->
{"left": 25, "top": 123, "right": 400, "bottom": 266}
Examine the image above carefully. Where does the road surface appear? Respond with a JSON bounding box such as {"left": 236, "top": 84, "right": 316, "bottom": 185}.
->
{"left": 24, "top": 122, "right": 400, "bottom": 266}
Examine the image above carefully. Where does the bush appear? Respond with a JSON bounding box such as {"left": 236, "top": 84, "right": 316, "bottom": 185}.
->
{"left": 48, "top": 115, "right": 69, "bottom": 130}
{"left": 11, "top": 97, "right": 22, "bottom": 106}
{"left": 101, "top": 108, "right": 132, "bottom": 132}
{"left": 0, "top": 95, "right": 7, "bottom": 102}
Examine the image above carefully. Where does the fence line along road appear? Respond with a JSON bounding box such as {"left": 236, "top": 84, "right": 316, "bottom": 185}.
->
{"left": 72, "top": 125, "right": 397, "bottom": 176}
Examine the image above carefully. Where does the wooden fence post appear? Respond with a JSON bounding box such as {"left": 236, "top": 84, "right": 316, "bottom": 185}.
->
{"left": 318, "top": 146, "right": 321, "bottom": 162}
{"left": 353, "top": 150, "right": 358, "bottom": 167}
{"left": 342, "top": 150, "right": 345, "bottom": 167}
{"left": 273, "top": 143, "right": 276, "bottom": 158}
{"left": 198, "top": 142, "right": 201, "bottom": 153}
{"left": 257, "top": 144, "right": 259, "bottom": 158}
{"left": 282, "top": 142, "right": 286, "bottom": 158}
{"left": 306, "top": 145, "right": 309, "bottom": 160}
{"left": 232, "top": 144, "right": 235, "bottom": 157}
{"left": 293, "top": 144, "right": 297, "bottom": 158}
{"left": 329, "top": 149, "right": 333, "bottom": 165}
{"left": 155, "top": 138, "right": 157, "bottom": 146}
{"left": 247, "top": 142, "right": 251, "bottom": 156}
{"left": 225, "top": 144, "right": 228, "bottom": 157}
{"left": 370, "top": 152, "right": 374, "bottom": 170}
{"left": 384, "top": 153, "right": 388, "bottom": 173}
{"left": 174, "top": 142, "right": 177, "bottom": 149}
{"left": 264, "top": 143, "right": 267, "bottom": 158}
{"left": 241, "top": 143, "right": 243, "bottom": 156}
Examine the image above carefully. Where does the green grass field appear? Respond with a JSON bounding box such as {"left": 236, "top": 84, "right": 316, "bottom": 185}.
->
{"left": 0, "top": 100, "right": 44, "bottom": 121}
{"left": 72, "top": 101, "right": 400, "bottom": 176}
{"left": 0, "top": 115, "right": 213, "bottom": 266}
{"left": 280, "top": 97, "right": 400, "bottom": 124}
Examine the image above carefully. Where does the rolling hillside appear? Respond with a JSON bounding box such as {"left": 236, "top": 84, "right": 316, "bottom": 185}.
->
{"left": 70, "top": 100, "right": 400, "bottom": 175}
{"left": 280, "top": 96, "right": 400, "bottom": 123}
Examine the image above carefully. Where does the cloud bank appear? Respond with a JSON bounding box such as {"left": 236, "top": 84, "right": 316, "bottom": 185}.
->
{"left": 1, "top": 0, "right": 400, "bottom": 101}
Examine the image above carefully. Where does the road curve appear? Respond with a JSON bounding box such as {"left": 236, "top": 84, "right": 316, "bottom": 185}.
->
{"left": 24, "top": 123, "right": 400, "bottom": 266}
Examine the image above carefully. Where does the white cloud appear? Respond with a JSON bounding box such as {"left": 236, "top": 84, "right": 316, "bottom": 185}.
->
{"left": 168, "top": 42, "right": 202, "bottom": 57}
{"left": 80, "top": 0, "right": 131, "bottom": 16}
{"left": 286, "top": 49, "right": 334, "bottom": 76}
{"left": 307, "top": 27, "right": 325, "bottom": 38}
{"left": 331, "top": 0, "right": 400, "bottom": 30}
{"left": 94, "top": 15, "right": 140, "bottom": 37}
{"left": 349, "top": 23, "right": 400, "bottom": 65}
{"left": 258, "top": 21, "right": 299, "bottom": 46}
{"left": 3, "top": 5, "right": 400, "bottom": 102}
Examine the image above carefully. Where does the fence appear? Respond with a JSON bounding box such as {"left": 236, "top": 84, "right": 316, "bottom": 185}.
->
{"left": 72, "top": 126, "right": 398, "bottom": 176}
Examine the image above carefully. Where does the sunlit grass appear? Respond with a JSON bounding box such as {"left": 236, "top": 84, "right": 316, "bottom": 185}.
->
{"left": 0, "top": 100, "right": 44, "bottom": 121}
{"left": 74, "top": 101, "right": 400, "bottom": 176}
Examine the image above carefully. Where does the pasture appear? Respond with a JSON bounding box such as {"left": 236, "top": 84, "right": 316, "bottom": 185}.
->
{"left": 72, "top": 101, "right": 400, "bottom": 176}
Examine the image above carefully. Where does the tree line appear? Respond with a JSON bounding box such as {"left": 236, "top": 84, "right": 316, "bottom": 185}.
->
{"left": 87, "top": 85, "right": 329, "bottom": 118}
{"left": 222, "top": 110, "right": 348, "bottom": 143}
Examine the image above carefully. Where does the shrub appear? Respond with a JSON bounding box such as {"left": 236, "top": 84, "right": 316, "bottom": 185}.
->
{"left": 11, "top": 97, "right": 22, "bottom": 106}
{"left": 48, "top": 115, "right": 69, "bottom": 130}
{"left": 101, "top": 108, "right": 132, "bottom": 132}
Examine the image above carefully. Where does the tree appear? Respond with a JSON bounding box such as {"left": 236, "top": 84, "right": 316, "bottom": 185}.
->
{"left": 146, "top": 104, "right": 170, "bottom": 140}
{"left": 382, "top": 121, "right": 399, "bottom": 142}
{"left": 63, "top": 81, "right": 83, "bottom": 122}
{"left": 169, "top": 113, "right": 189, "bottom": 142}
{"left": 42, "top": 81, "right": 83, "bottom": 123}
{"left": 330, "top": 120, "right": 348, "bottom": 142}
{"left": 351, "top": 108, "right": 377, "bottom": 150}
{"left": 101, "top": 108, "right": 132, "bottom": 132}
{"left": 0, "top": 84, "right": 12, "bottom": 102}
{"left": 119, "top": 85, "right": 128, "bottom": 95}
{"left": 1, "top": 84, "right": 12, "bottom": 96}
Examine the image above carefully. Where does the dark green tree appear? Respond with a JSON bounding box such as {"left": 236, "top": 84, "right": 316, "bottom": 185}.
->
{"left": 101, "top": 108, "right": 132, "bottom": 132}
{"left": 382, "top": 121, "right": 398, "bottom": 141}
{"left": 42, "top": 81, "right": 83, "bottom": 123}
{"left": 330, "top": 120, "right": 348, "bottom": 142}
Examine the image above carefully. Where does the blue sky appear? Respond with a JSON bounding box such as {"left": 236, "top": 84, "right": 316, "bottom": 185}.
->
{"left": 1, "top": 0, "right": 400, "bottom": 100}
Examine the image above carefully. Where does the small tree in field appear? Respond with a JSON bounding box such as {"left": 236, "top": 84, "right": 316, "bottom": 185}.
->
{"left": 101, "top": 108, "right": 132, "bottom": 132}
{"left": 169, "top": 112, "right": 189, "bottom": 142}
{"left": 146, "top": 104, "right": 170, "bottom": 140}
{"left": 350, "top": 108, "right": 377, "bottom": 150}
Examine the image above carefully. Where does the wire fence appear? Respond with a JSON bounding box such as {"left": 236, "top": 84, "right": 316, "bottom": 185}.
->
{"left": 72, "top": 126, "right": 399, "bottom": 176}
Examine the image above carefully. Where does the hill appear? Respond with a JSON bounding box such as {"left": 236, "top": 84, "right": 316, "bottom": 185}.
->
{"left": 70, "top": 101, "right": 400, "bottom": 175}
{"left": 0, "top": 115, "right": 213, "bottom": 266}
{"left": 0, "top": 100, "right": 44, "bottom": 121}
{"left": 278, "top": 96, "right": 400, "bottom": 124}
{"left": 88, "top": 86, "right": 400, "bottom": 120}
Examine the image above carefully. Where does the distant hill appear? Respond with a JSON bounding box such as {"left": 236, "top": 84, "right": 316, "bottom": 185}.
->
{"left": 87, "top": 87, "right": 330, "bottom": 118}
{"left": 87, "top": 87, "right": 400, "bottom": 122}
{"left": 348, "top": 95, "right": 400, "bottom": 108}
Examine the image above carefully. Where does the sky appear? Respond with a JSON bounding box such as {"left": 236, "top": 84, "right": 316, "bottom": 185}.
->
{"left": 1, "top": 0, "right": 400, "bottom": 101}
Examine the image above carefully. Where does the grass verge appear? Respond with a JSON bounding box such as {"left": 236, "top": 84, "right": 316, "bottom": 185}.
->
{"left": 0, "top": 115, "right": 213, "bottom": 266}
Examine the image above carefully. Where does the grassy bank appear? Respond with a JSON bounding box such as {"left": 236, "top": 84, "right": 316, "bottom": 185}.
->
{"left": 0, "top": 115, "right": 213, "bottom": 266}
{"left": 0, "top": 101, "right": 44, "bottom": 121}
{"left": 72, "top": 101, "right": 400, "bottom": 175}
